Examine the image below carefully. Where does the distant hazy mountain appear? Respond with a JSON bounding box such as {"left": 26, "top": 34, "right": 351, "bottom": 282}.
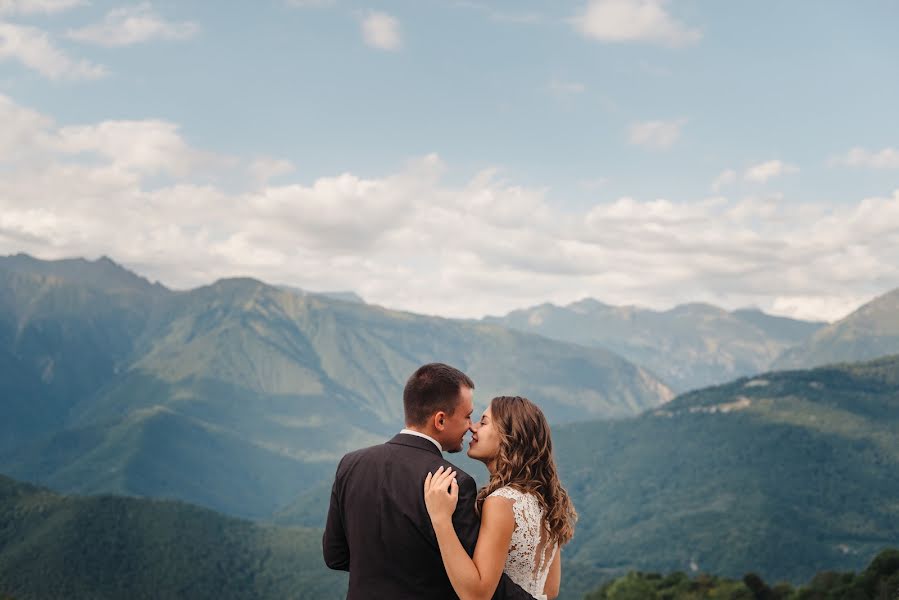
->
{"left": 0, "top": 475, "right": 347, "bottom": 600}
{"left": 1, "top": 254, "right": 671, "bottom": 519}
{"left": 276, "top": 284, "right": 365, "bottom": 304}
{"left": 773, "top": 287, "right": 899, "bottom": 370}
{"left": 553, "top": 354, "right": 899, "bottom": 584}
{"left": 487, "top": 299, "right": 825, "bottom": 392}
{"left": 0, "top": 253, "right": 164, "bottom": 292}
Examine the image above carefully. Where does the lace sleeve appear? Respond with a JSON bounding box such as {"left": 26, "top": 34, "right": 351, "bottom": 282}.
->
{"left": 488, "top": 486, "right": 522, "bottom": 503}
{"left": 486, "top": 487, "right": 556, "bottom": 598}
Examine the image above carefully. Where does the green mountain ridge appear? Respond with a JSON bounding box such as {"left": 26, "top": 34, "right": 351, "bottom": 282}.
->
{"left": 5, "top": 402, "right": 338, "bottom": 519}
{"left": 0, "top": 474, "right": 347, "bottom": 600}
{"left": 553, "top": 354, "right": 899, "bottom": 584}
{"left": 1, "top": 254, "right": 672, "bottom": 521}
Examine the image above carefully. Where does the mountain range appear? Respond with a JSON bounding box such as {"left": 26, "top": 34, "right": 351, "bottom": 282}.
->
{"left": 0, "top": 254, "right": 671, "bottom": 519}
{"left": 486, "top": 299, "right": 826, "bottom": 392}
{"left": 4, "top": 252, "right": 899, "bottom": 598}
{"left": 774, "top": 287, "right": 899, "bottom": 370}
{"left": 555, "top": 354, "right": 899, "bottom": 585}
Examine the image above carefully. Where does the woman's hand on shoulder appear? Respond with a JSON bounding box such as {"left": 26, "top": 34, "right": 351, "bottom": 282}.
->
{"left": 424, "top": 465, "right": 458, "bottom": 524}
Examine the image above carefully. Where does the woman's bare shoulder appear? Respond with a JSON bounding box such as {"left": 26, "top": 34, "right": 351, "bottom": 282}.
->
{"left": 481, "top": 494, "right": 516, "bottom": 525}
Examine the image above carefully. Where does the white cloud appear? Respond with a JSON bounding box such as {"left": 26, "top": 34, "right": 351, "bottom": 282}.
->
{"left": 361, "top": 11, "right": 400, "bottom": 51}
{"left": 249, "top": 158, "right": 295, "bottom": 185}
{"left": 744, "top": 160, "right": 799, "bottom": 183}
{"left": 830, "top": 147, "right": 899, "bottom": 170}
{"left": 54, "top": 119, "right": 221, "bottom": 176}
{"left": 0, "top": 21, "right": 106, "bottom": 80}
{"left": 629, "top": 118, "right": 686, "bottom": 149}
{"left": 711, "top": 169, "right": 736, "bottom": 192}
{"left": 3, "top": 93, "right": 899, "bottom": 324}
{"left": 67, "top": 3, "right": 199, "bottom": 47}
{"left": 573, "top": 0, "right": 701, "bottom": 47}
{"left": 0, "top": 0, "right": 84, "bottom": 15}
{"left": 0, "top": 93, "right": 54, "bottom": 160}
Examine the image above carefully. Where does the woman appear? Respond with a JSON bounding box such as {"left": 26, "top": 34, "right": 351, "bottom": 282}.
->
{"left": 424, "top": 396, "right": 577, "bottom": 600}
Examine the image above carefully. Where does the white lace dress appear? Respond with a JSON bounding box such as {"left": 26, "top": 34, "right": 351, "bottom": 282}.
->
{"left": 488, "top": 487, "right": 557, "bottom": 600}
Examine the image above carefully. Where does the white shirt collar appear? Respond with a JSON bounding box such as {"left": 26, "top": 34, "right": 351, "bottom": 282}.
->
{"left": 399, "top": 428, "right": 443, "bottom": 452}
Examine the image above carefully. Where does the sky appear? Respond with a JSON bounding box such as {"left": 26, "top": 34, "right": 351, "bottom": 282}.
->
{"left": 1, "top": 0, "right": 898, "bottom": 322}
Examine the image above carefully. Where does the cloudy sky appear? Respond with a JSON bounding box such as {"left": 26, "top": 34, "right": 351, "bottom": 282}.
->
{"left": 1, "top": 0, "right": 897, "bottom": 322}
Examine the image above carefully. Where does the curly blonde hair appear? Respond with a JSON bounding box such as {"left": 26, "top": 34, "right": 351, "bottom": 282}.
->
{"left": 475, "top": 396, "right": 577, "bottom": 547}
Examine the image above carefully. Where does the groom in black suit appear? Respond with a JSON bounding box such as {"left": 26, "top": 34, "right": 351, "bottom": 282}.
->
{"left": 323, "top": 362, "right": 531, "bottom": 599}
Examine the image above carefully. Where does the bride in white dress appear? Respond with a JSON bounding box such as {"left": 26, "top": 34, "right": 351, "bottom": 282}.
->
{"left": 424, "top": 395, "right": 578, "bottom": 600}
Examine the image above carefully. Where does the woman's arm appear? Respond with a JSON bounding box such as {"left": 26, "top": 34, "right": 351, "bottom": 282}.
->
{"left": 543, "top": 546, "right": 561, "bottom": 599}
{"left": 425, "top": 467, "right": 515, "bottom": 600}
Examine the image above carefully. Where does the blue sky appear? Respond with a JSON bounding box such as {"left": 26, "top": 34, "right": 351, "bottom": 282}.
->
{"left": 1, "top": 0, "right": 898, "bottom": 321}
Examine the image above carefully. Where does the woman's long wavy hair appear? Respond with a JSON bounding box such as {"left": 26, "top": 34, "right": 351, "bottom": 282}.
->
{"left": 475, "top": 396, "right": 577, "bottom": 547}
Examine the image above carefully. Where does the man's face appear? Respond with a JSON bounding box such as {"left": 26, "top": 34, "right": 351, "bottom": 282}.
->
{"left": 440, "top": 385, "right": 474, "bottom": 453}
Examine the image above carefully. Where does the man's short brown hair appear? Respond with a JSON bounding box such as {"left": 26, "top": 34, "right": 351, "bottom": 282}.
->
{"left": 403, "top": 363, "right": 475, "bottom": 426}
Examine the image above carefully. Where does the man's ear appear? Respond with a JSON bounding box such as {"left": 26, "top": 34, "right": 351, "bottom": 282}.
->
{"left": 433, "top": 411, "right": 447, "bottom": 432}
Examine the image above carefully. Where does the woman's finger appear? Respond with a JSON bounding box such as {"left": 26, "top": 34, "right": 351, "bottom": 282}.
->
{"left": 436, "top": 468, "right": 454, "bottom": 489}
{"left": 443, "top": 471, "right": 457, "bottom": 493}
{"left": 450, "top": 477, "right": 458, "bottom": 499}
{"left": 424, "top": 471, "right": 432, "bottom": 493}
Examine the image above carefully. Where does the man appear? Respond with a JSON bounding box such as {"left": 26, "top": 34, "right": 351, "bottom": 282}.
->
{"left": 323, "top": 363, "right": 531, "bottom": 599}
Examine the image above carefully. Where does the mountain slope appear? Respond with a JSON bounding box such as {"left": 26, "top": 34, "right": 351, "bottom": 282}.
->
{"left": 553, "top": 354, "right": 899, "bottom": 583}
{"left": 0, "top": 256, "right": 167, "bottom": 453}
{"left": 4, "top": 404, "right": 337, "bottom": 519}
{"left": 69, "top": 277, "right": 672, "bottom": 424}
{"left": 774, "top": 287, "right": 899, "bottom": 370}
{"left": 2, "top": 257, "right": 672, "bottom": 520}
{"left": 0, "top": 475, "right": 346, "bottom": 600}
{"left": 487, "top": 299, "right": 825, "bottom": 392}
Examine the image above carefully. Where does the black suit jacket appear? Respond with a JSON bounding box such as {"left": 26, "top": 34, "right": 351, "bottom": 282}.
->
{"left": 323, "top": 433, "right": 533, "bottom": 599}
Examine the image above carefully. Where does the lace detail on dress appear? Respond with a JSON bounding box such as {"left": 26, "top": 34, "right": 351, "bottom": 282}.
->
{"left": 488, "top": 487, "right": 557, "bottom": 599}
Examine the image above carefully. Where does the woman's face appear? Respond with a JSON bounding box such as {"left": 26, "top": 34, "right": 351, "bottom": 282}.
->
{"left": 467, "top": 405, "right": 501, "bottom": 465}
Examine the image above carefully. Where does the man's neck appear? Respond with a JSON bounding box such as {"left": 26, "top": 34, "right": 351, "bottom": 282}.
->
{"left": 400, "top": 426, "right": 442, "bottom": 452}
